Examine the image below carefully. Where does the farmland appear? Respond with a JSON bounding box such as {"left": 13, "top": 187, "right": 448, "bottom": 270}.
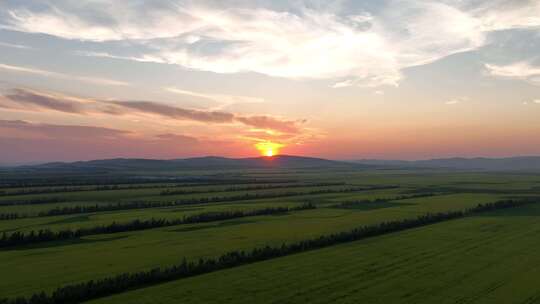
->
{"left": 1, "top": 162, "right": 540, "bottom": 303}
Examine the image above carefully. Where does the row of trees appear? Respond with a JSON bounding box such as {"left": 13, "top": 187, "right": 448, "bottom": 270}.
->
{"left": 0, "top": 186, "right": 388, "bottom": 220}
{"left": 161, "top": 186, "right": 397, "bottom": 206}
{"left": 159, "top": 182, "right": 346, "bottom": 196}
{"left": 2, "top": 198, "right": 536, "bottom": 304}
{"left": 408, "top": 186, "right": 540, "bottom": 195}
{"left": 1, "top": 177, "right": 297, "bottom": 190}
{"left": 0, "top": 184, "right": 166, "bottom": 197}
{"left": 0, "top": 179, "right": 302, "bottom": 197}
{"left": 332, "top": 193, "right": 436, "bottom": 208}
{"left": 0, "top": 204, "right": 316, "bottom": 248}
{"left": 0, "top": 197, "right": 65, "bottom": 207}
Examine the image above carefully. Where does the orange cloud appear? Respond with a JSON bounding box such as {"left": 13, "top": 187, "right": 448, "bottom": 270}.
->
{"left": 0, "top": 88, "right": 305, "bottom": 135}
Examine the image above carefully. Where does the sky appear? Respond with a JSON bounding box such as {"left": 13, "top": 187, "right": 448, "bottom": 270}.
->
{"left": 0, "top": 0, "right": 539, "bottom": 163}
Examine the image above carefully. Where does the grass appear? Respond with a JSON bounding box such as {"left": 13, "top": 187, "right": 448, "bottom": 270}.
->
{"left": 0, "top": 193, "right": 501, "bottom": 297}
{"left": 0, "top": 169, "right": 539, "bottom": 302}
{"left": 88, "top": 203, "right": 540, "bottom": 304}
{"left": 0, "top": 188, "right": 405, "bottom": 233}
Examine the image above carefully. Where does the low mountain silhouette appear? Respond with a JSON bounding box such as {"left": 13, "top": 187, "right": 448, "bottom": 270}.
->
{"left": 27, "top": 155, "right": 357, "bottom": 171}
{"left": 12, "top": 156, "right": 540, "bottom": 172}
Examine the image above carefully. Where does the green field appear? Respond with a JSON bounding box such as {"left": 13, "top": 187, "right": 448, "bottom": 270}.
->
{"left": 89, "top": 203, "right": 540, "bottom": 304}
{"left": 0, "top": 167, "right": 539, "bottom": 303}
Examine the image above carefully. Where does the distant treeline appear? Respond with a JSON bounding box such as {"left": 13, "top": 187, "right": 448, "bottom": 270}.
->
{"left": 332, "top": 193, "right": 436, "bottom": 208}
{"left": 0, "top": 180, "right": 302, "bottom": 197}
{"left": 1, "top": 198, "right": 536, "bottom": 304}
{"left": 0, "top": 184, "right": 165, "bottom": 197}
{"left": 0, "top": 204, "right": 315, "bottom": 248}
{"left": 159, "top": 182, "right": 346, "bottom": 196}
{"left": 0, "top": 177, "right": 297, "bottom": 189}
{"left": 160, "top": 186, "right": 396, "bottom": 206}
{"left": 408, "top": 186, "right": 540, "bottom": 195}
{"left": 0, "top": 186, "right": 394, "bottom": 220}
{"left": 0, "top": 197, "right": 66, "bottom": 207}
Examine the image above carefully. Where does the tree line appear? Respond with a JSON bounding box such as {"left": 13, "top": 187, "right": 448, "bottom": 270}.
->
{"left": 1, "top": 177, "right": 297, "bottom": 189}
{"left": 159, "top": 186, "right": 397, "bottom": 207}
{"left": 1, "top": 198, "right": 536, "bottom": 304}
{"left": 0, "top": 184, "right": 166, "bottom": 197}
{"left": 159, "top": 182, "right": 346, "bottom": 196}
{"left": 0, "top": 204, "right": 316, "bottom": 248}
{"left": 0, "top": 197, "right": 65, "bottom": 207}
{"left": 408, "top": 186, "right": 540, "bottom": 195}
{"left": 0, "top": 186, "right": 393, "bottom": 220}
{"left": 0, "top": 179, "right": 302, "bottom": 197}
{"left": 332, "top": 193, "right": 437, "bottom": 208}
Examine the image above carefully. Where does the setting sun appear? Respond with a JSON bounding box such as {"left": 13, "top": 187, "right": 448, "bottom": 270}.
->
{"left": 255, "top": 142, "right": 284, "bottom": 157}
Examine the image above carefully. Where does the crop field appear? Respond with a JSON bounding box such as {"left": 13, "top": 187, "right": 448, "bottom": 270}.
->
{"left": 1, "top": 167, "right": 540, "bottom": 303}
{"left": 89, "top": 203, "right": 540, "bottom": 304}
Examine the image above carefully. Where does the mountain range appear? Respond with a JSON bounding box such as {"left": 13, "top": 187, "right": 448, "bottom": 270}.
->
{"left": 6, "top": 155, "right": 540, "bottom": 172}
{"left": 23, "top": 155, "right": 352, "bottom": 171}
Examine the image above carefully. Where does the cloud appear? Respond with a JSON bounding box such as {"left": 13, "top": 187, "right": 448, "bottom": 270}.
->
{"left": 445, "top": 97, "right": 469, "bottom": 105}
{"left": 2, "top": 1, "right": 538, "bottom": 87}
{"left": 485, "top": 62, "right": 540, "bottom": 85}
{"left": 235, "top": 116, "right": 302, "bottom": 134}
{"left": 3, "top": 88, "right": 86, "bottom": 113}
{"left": 0, "top": 119, "right": 129, "bottom": 139}
{"left": 110, "top": 101, "right": 235, "bottom": 123}
{"left": 165, "top": 87, "right": 264, "bottom": 110}
{"left": 475, "top": 0, "right": 540, "bottom": 31}
{"left": 0, "top": 41, "right": 32, "bottom": 49}
{"left": 0, "top": 88, "right": 304, "bottom": 134}
{"left": 0, "top": 120, "right": 212, "bottom": 163}
{"left": 0, "top": 63, "right": 130, "bottom": 86}
{"left": 154, "top": 133, "right": 199, "bottom": 144}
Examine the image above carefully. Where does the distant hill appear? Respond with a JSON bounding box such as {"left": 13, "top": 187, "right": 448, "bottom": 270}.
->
{"left": 25, "top": 155, "right": 357, "bottom": 171}
{"left": 352, "top": 156, "right": 540, "bottom": 171}
{"left": 11, "top": 156, "right": 540, "bottom": 172}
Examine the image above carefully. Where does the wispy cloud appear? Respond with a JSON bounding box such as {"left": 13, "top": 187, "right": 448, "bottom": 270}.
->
{"left": 2, "top": 1, "right": 538, "bottom": 87}
{"left": 0, "top": 88, "right": 304, "bottom": 135}
{"left": 0, "top": 120, "right": 213, "bottom": 162}
{"left": 0, "top": 41, "right": 32, "bottom": 49}
{"left": 165, "top": 87, "right": 264, "bottom": 110}
{"left": 445, "top": 96, "right": 469, "bottom": 105}
{"left": 485, "top": 62, "right": 540, "bottom": 85}
{"left": 0, "top": 119, "right": 129, "bottom": 140}
{"left": 110, "top": 101, "right": 235, "bottom": 123}
{"left": 0, "top": 63, "right": 130, "bottom": 86}
{"left": 3, "top": 88, "right": 86, "bottom": 113}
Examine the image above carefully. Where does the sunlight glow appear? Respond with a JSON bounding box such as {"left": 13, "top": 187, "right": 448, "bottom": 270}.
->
{"left": 255, "top": 141, "right": 284, "bottom": 157}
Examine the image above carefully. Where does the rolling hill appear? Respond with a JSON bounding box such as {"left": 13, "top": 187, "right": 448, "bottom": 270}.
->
{"left": 22, "top": 155, "right": 356, "bottom": 171}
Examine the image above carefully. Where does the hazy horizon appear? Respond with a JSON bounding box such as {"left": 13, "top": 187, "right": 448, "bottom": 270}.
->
{"left": 3, "top": 154, "right": 540, "bottom": 167}
{"left": 1, "top": 0, "right": 539, "bottom": 163}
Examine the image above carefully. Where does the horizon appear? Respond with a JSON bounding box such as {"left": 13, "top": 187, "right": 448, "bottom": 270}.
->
{"left": 3, "top": 154, "right": 540, "bottom": 167}
{"left": 1, "top": 1, "right": 540, "bottom": 163}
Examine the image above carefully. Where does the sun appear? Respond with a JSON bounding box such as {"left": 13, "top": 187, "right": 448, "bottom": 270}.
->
{"left": 255, "top": 141, "right": 284, "bottom": 157}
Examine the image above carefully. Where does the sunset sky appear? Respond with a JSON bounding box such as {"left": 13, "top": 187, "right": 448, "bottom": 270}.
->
{"left": 1, "top": 0, "right": 539, "bottom": 163}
